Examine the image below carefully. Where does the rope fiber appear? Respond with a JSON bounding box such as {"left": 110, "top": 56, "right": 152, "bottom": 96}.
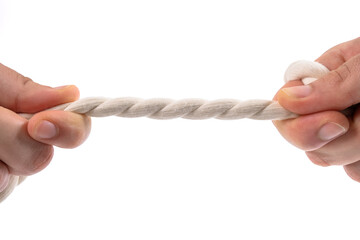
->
{"left": 0, "top": 60, "right": 330, "bottom": 203}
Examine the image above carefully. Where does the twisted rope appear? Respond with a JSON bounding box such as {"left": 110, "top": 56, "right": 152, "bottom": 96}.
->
{"left": 21, "top": 98, "right": 297, "bottom": 120}
{"left": 0, "top": 60, "right": 329, "bottom": 203}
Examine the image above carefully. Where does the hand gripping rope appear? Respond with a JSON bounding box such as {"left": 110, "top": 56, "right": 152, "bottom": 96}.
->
{"left": 0, "top": 60, "right": 331, "bottom": 203}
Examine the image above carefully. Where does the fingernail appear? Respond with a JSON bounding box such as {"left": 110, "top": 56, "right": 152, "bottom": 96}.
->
{"left": 282, "top": 85, "right": 312, "bottom": 98}
{"left": 54, "top": 85, "right": 71, "bottom": 90}
{"left": 318, "top": 122, "right": 346, "bottom": 142}
{"left": 35, "top": 120, "right": 58, "bottom": 139}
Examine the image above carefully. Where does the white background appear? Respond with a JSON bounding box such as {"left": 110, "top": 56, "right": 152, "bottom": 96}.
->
{"left": 0, "top": 0, "right": 359, "bottom": 239}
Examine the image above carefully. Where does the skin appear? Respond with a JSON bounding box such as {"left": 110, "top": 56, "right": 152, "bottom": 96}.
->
{"left": 273, "top": 37, "right": 360, "bottom": 182}
{"left": 0, "top": 63, "right": 91, "bottom": 191}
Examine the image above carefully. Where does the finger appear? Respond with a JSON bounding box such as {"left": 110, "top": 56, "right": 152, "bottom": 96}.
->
{"left": 0, "top": 106, "right": 54, "bottom": 176}
{"left": 273, "top": 111, "right": 348, "bottom": 152}
{"left": 0, "top": 63, "right": 79, "bottom": 112}
{"left": 304, "top": 106, "right": 360, "bottom": 166}
{"left": 273, "top": 81, "right": 348, "bottom": 152}
{"left": 28, "top": 111, "right": 91, "bottom": 149}
{"left": 0, "top": 161, "right": 10, "bottom": 192}
{"left": 277, "top": 54, "right": 360, "bottom": 115}
{"left": 344, "top": 161, "right": 360, "bottom": 183}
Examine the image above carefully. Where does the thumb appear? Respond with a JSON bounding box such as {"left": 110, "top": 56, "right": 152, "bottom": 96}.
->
{"left": 277, "top": 55, "right": 360, "bottom": 115}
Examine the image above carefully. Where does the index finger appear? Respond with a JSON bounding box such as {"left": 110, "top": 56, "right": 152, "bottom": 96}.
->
{"left": 0, "top": 63, "right": 79, "bottom": 113}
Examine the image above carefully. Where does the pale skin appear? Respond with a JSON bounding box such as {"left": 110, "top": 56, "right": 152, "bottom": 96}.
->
{"left": 0, "top": 63, "right": 91, "bottom": 192}
{"left": 273, "top": 37, "right": 360, "bottom": 182}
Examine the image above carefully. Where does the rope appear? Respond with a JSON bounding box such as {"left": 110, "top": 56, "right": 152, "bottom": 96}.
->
{"left": 21, "top": 98, "right": 298, "bottom": 120}
{"left": 0, "top": 60, "right": 329, "bottom": 203}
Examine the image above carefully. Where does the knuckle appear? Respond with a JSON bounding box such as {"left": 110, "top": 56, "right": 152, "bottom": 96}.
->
{"left": 14, "top": 74, "right": 34, "bottom": 111}
{"left": 20, "top": 76, "right": 33, "bottom": 87}
{"left": 14, "top": 70, "right": 33, "bottom": 87}
{"left": 326, "top": 56, "right": 360, "bottom": 106}
{"left": 329, "top": 64, "right": 350, "bottom": 86}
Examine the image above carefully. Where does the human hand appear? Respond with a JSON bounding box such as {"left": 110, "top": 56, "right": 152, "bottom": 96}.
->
{"left": 0, "top": 63, "right": 91, "bottom": 192}
{"left": 273, "top": 37, "right": 360, "bottom": 182}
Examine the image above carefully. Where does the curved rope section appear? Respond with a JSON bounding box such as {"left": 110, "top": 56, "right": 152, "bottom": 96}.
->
{"left": 0, "top": 60, "right": 330, "bottom": 203}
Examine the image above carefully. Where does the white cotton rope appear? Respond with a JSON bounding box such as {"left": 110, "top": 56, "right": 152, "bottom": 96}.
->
{"left": 20, "top": 98, "right": 298, "bottom": 120}
{"left": 0, "top": 60, "right": 330, "bottom": 203}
